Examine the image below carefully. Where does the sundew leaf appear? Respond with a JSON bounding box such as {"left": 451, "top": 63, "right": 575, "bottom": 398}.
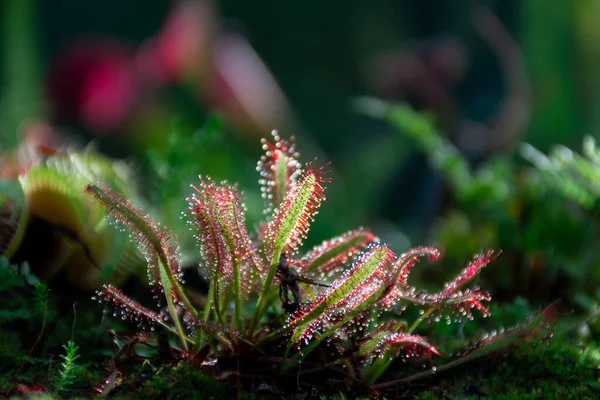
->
{"left": 392, "top": 246, "right": 441, "bottom": 288}
{"left": 249, "top": 165, "right": 330, "bottom": 331}
{"left": 86, "top": 184, "right": 197, "bottom": 350}
{"left": 188, "top": 179, "right": 234, "bottom": 296}
{"left": 301, "top": 228, "right": 376, "bottom": 276}
{"left": 448, "top": 302, "right": 557, "bottom": 360}
{"left": 378, "top": 246, "right": 442, "bottom": 310}
{"left": 96, "top": 284, "right": 177, "bottom": 333}
{"left": 188, "top": 177, "right": 263, "bottom": 298}
{"left": 384, "top": 250, "right": 498, "bottom": 318}
{"left": 266, "top": 164, "right": 329, "bottom": 259}
{"left": 288, "top": 245, "right": 394, "bottom": 346}
{"left": 357, "top": 332, "right": 442, "bottom": 360}
{"left": 188, "top": 177, "right": 264, "bottom": 329}
{"left": 440, "top": 250, "right": 499, "bottom": 297}
{"left": 308, "top": 248, "right": 439, "bottom": 348}
{"left": 292, "top": 282, "right": 388, "bottom": 361}
{"left": 357, "top": 333, "right": 389, "bottom": 360}
{"left": 361, "top": 331, "right": 443, "bottom": 385}
{"left": 395, "top": 288, "right": 492, "bottom": 318}
{"left": 257, "top": 130, "right": 302, "bottom": 214}
{"left": 352, "top": 320, "right": 406, "bottom": 358}
{"left": 95, "top": 284, "right": 240, "bottom": 350}
{"left": 86, "top": 184, "right": 183, "bottom": 287}
{"left": 187, "top": 191, "right": 227, "bottom": 323}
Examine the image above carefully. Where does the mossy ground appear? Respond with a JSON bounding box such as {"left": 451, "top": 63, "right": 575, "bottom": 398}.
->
{"left": 4, "top": 336, "right": 600, "bottom": 399}
{"left": 411, "top": 339, "right": 600, "bottom": 400}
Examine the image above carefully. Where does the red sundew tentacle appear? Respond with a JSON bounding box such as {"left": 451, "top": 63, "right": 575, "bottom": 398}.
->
{"left": 265, "top": 163, "right": 330, "bottom": 257}
{"left": 358, "top": 329, "right": 442, "bottom": 365}
{"left": 395, "top": 246, "right": 441, "bottom": 287}
{"left": 382, "top": 333, "right": 443, "bottom": 357}
{"left": 301, "top": 227, "right": 378, "bottom": 275}
{"left": 441, "top": 250, "right": 499, "bottom": 297}
{"left": 287, "top": 245, "right": 395, "bottom": 346}
{"left": 188, "top": 184, "right": 231, "bottom": 287}
{"left": 388, "top": 286, "right": 492, "bottom": 319}
{"left": 188, "top": 176, "right": 263, "bottom": 297}
{"left": 312, "top": 245, "right": 393, "bottom": 311}
{"left": 212, "top": 182, "right": 265, "bottom": 287}
{"left": 95, "top": 284, "right": 170, "bottom": 329}
{"left": 85, "top": 183, "right": 184, "bottom": 287}
{"left": 379, "top": 246, "right": 441, "bottom": 310}
{"left": 381, "top": 249, "right": 497, "bottom": 317}
{"left": 256, "top": 130, "right": 302, "bottom": 214}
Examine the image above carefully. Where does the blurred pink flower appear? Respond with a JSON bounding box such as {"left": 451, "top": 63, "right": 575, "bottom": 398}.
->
{"left": 47, "top": 41, "right": 139, "bottom": 134}
{"left": 45, "top": 1, "right": 293, "bottom": 139}
{"left": 143, "top": 0, "right": 214, "bottom": 84}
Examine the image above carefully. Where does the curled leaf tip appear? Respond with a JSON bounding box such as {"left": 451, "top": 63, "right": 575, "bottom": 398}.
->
{"left": 385, "top": 333, "right": 443, "bottom": 357}
{"left": 441, "top": 249, "right": 500, "bottom": 297}
{"left": 395, "top": 246, "right": 441, "bottom": 287}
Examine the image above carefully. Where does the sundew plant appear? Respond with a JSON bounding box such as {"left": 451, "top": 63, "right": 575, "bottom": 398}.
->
{"left": 87, "top": 131, "right": 505, "bottom": 392}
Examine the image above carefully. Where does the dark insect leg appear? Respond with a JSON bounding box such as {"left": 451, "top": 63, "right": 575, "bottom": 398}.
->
{"left": 290, "top": 283, "right": 301, "bottom": 309}
{"left": 279, "top": 282, "right": 286, "bottom": 304}
{"left": 280, "top": 283, "right": 293, "bottom": 309}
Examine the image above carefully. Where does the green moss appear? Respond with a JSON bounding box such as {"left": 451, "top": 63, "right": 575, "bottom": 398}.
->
{"left": 10, "top": 394, "right": 59, "bottom": 400}
{"left": 4, "top": 335, "right": 600, "bottom": 399}
{"left": 412, "top": 338, "right": 600, "bottom": 399}
{"left": 320, "top": 394, "right": 374, "bottom": 400}
{"left": 137, "top": 362, "right": 225, "bottom": 400}
{"left": 415, "top": 392, "right": 442, "bottom": 400}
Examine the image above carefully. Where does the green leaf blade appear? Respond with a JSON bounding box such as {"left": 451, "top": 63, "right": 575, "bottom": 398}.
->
{"left": 288, "top": 245, "right": 394, "bottom": 345}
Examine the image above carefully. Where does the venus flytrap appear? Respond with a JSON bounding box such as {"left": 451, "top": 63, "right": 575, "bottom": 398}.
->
{"left": 87, "top": 130, "right": 524, "bottom": 393}
{"left": 0, "top": 148, "right": 146, "bottom": 293}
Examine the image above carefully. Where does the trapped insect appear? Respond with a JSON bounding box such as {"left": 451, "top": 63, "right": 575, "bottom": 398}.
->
{"left": 276, "top": 253, "right": 329, "bottom": 313}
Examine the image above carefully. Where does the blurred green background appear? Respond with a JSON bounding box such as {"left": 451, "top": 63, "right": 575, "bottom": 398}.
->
{"left": 2, "top": 0, "right": 589, "bottom": 148}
